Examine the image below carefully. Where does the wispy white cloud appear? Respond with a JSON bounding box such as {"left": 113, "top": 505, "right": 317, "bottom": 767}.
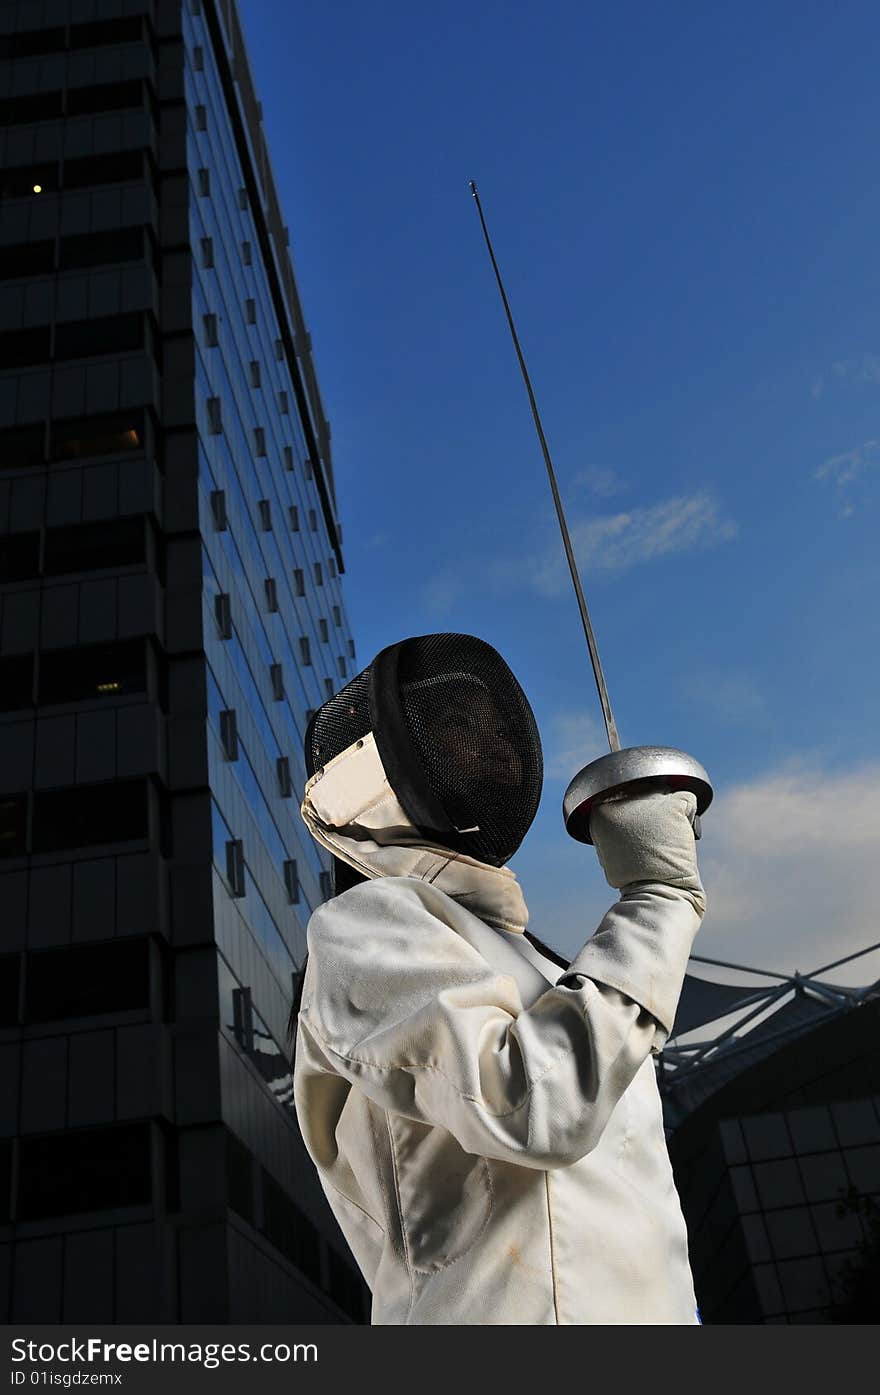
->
{"left": 684, "top": 669, "right": 766, "bottom": 727}
{"left": 810, "top": 353, "right": 880, "bottom": 400}
{"left": 814, "top": 439, "right": 880, "bottom": 486}
{"left": 574, "top": 465, "right": 628, "bottom": 498}
{"left": 543, "top": 710, "right": 607, "bottom": 780}
{"left": 520, "top": 491, "right": 738, "bottom": 596}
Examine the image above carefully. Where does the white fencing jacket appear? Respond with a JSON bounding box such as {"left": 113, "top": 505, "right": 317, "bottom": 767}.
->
{"left": 293, "top": 734, "right": 704, "bottom": 1324}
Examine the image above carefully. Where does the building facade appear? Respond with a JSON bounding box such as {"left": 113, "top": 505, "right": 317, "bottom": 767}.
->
{"left": 0, "top": 0, "right": 368, "bottom": 1322}
{"left": 666, "top": 996, "right": 880, "bottom": 1323}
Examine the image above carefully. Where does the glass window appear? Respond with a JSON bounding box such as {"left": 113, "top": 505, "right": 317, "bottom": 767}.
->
{"left": 63, "top": 150, "right": 143, "bottom": 191}
{"left": 283, "top": 447, "right": 294, "bottom": 472}
{"left": 318, "top": 619, "right": 328, "bottom": 643}
{"left": 225, "top": 838, "right": 245, "bottom": 897}
{"left": 299, "top": 637, "right": 311, "bottom": 666}
{"left": 0, "top": 795, "right": 27, "bottom": 858}
{"left": 0, "top": 91, "right": 64, "bottom": 126}
{"left": 193, "top": 45, "right": 205, "bottom": 70}
{"left": 332, "top": 605, "right": 341, "bottom": 626}
{"left": 67, "top": 80, "right": 144, "bottom": 118}
{"left": 308, "top": 509, "right": 317, "bottom": 532}
{"left": 253, "top": 426, "right": 266, "bottom": 455}
{"left": 0, "top": 28, "right": 66, "bottom": 59}
{"left": 0, "top": 532, "right": 40, "bottom": 582}
{"left": 324, "top": 678, "right": 334, "bottom": 699}
{"left": 210, "top": 489, "right": 227, "bottom": 527}
{"left": 70, "top": 18, "right": 145, "bottom": 49}
{"left": 261, "top": 1168, "right": 321, "bottom": 1282}
{"left": 197, "top": 167, "right": 210, "bottom": 196}
{"left": 220, "top": 709, "right": 239, "bottom": 761}
{"left": 214, "top": 592, "right": 233, "bottom": 639}
{"left": 54, "top": 313, "right": 143, "bottom": 362}
{"left": 258, "top": 500, "right": 272, "bottom": 530}
{"left": 0, "top": 953, "right": 20, "bottom": 1026}
{"left": 0, "top": 327, "right": 51, "bottom": 370}
{"left": 250, "top": 361, "right": 261, "bottom": 388}
{"left": 201, "top": 237, "right": 214, "bottom": 269}
{"left": 276, "top": 757, "right": 292, "bottom": 798}
{"left": 348, "top": 639, "right": 355, "bottom": 659}
{"left": 337, "top": 656, "right": 347, "bottom": 678}
{"left": 238, "top": 187, "right": 248, "bottom": 210}
{"left": 283, "top": 859, "right": 299, "bottom": 904}
{"left": 0, "top": 655, "right": 34, "bottom": 711}
{"left": 203, "top": 313, "right": 218, "bottom": 347}
{"left": 58, "top": 226, "right": 143, "bottom": 271}
{"left": 50, "top": 410, "right": 143, "bottom": 462}
{"left": 227, "top": 1131, "right": 253, "bottom": 1223}
{"left": 264, "top": 578, "right": 278, "bottom": 612}
{"left": 288, "top": 504, "right": 299, "bottom": 529}
{"left": 245, "top": 298, "right": 256, "bottom": 324}
{"left": 25, "top": 939, "right": 149, "bottom": 1022}
{"left": 270, "top": 664, "right": 284, "bottom": 701}
{"left": 293, "top": 569, "right": 304, "bottom": 596}
{"left": 39, "top": 639, "right": 147, "bottom": 705}
{"left": 195, "top": 103, "right": 207, "bottom": 131}
{"left": 32, "top": 778, "right": 150, "bottom": 853}
{"left": 18, "top": 1123, "right": 153, "bottom": 1219}
{"left": 12, "top": 408, "right": 48, "bottom": 465}
{"left": 0, "top": 241, "right": 55, "bottom": 280}
{"left": 274, "top": 338, "right": 283, "bottom": 360}
{"left": 313, "top": 562, "right": 323, "bottom": 586}
{"left": 43, "top": 517, "right": 145, "bottom": 576}
{"left": 242, "top": 241, "right": 252, "bottom": 265}
{"left": 279, "top": 391, "right": 288, "bottom": 414}
{"left": 207, "top": 397, "right": 222, "bottom": 434}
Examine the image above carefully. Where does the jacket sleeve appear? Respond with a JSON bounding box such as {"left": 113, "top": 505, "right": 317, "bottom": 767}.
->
{"left": 297, "top": 871, "right": 702, "bottom": 1171}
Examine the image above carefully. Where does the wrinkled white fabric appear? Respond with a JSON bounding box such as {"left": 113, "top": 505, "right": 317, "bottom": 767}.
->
{"left": 293, "top": 737, "right": 705, "bottom": 1324}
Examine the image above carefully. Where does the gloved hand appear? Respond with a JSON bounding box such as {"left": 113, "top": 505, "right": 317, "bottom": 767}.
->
{"left": 589, "top": 789, "right": 705, "bottom": 910}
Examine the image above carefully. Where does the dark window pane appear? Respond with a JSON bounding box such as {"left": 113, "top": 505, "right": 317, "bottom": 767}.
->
{"left": 38, "top": 639, "right": 147, "bottom": 706}
{"left": 0, "top": 1140, "right": 10, "bottom": 1223}
{"left": 226, "top": 1131, "right": 253, "bottom": 1224}
{"left": 0, "top": 327, "right": 51, "bottom": 370}
{"left": 32, "top": 778, "right": 149, "bottom": 853}
{"left": 0, "top": 794, "right": 27, "bottom": 858}
{"left": 0, "top": 241, "right": 55, "bottom": 280}
{"left": 0, "top": 954, "right": 20, "bottom": 1025}
{"left": 0, "top": 28, "right": 65, "bottom": 59}
{"left": 43, "top": 517, "right": 145, "bottom": 576}
{"left": 18, "top": 1123, "right": 152, "bottom": 1219}
{"left": 50, "top": 410, "right": 143, "bottom": 463}
{"left": 0, "top": 532, "right": 40, "bottom": 582}
{"left": 0, "top": 423, "right": 45, "bottom": 469}
{"left": 67, "top": 81, "right": 143, "bottom": 117}
{"left": 0, "top": 91, "right": 63, "bottom": 126}
{"left": 25, "top": 938, "right": 149, "bottom": 1023}
{"left": 58, "top": 226, "right": 143, "bottom": 271}
{"left": 54, "top": 313, "right": 143, "bottom": 362}
{"left": 0, "top": 655, "right": 34, "bottom": 711}
{"left": 261, "top": 1169, "right": 321, "bottom": 1281}
{"left": 70, "top": 16, "right": 144, "bottom": 48}
{"left": 63, "top": 150, "right": 143, "bottom": 191}
{"left": 0, "top": 162, "right": 59, "bottom": 198}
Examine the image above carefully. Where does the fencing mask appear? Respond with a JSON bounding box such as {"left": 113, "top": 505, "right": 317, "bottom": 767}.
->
{"left": 304, "top": 633, "right": 543, "bottom": 868}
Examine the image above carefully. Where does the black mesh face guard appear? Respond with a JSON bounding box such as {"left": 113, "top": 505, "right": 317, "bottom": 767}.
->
{"left": 304, "top": 634, "right": 543, "bottom": 868}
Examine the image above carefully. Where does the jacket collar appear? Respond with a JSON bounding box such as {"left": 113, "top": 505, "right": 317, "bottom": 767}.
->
{"left": 300, "top": 732, "right": 530, "bottom": 935}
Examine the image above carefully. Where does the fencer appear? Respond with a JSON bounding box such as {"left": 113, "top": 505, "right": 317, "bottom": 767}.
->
{"left": 289, "top": 632, "right": 706, "bottom": 1325}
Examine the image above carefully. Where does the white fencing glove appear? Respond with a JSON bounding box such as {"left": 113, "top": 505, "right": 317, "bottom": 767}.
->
{"left": 589, "top": 789, "right": 706, "bottom": 914}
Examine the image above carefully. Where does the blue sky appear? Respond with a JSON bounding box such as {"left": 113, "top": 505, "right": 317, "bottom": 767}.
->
{"left": 241, "top": 1, "right": 880, "bottom": 988}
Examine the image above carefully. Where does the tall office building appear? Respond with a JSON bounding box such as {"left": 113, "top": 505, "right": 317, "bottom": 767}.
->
{"left": 0, "top": 0, "right": 369, "bottom": 1322}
